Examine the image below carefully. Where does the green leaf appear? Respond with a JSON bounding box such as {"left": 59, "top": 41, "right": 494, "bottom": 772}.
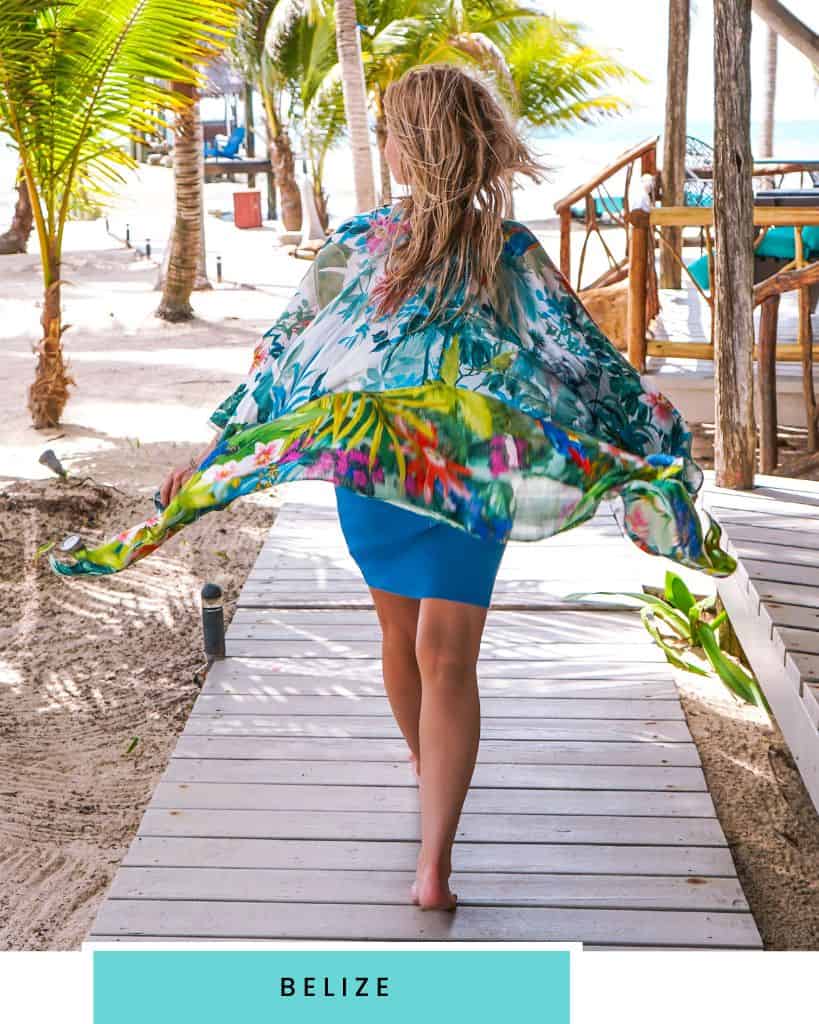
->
{"left": 697, "top": 621, "right": 769, "bottom": 712}
{"left": 124, "top": 737, "right": 139, "bottom": 754}
{"left": 569, "top": 589, "right": 691, "bottom": 639}
{"left": 664, "top": 570, "right": 696, "bottom": 615}
{"left": 640, "top": 608, "right": 709, "bottom": 676}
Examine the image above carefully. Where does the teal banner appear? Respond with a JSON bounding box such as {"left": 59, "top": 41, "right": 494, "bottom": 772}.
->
{"left": 94, "top": 948, "right": 571, "bottom": 1023}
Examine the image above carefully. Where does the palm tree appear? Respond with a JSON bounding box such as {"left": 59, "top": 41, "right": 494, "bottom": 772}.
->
{"left": 234, "top": 0, "right": 304, "bottom": 231}
{"left": 0, "top": 0, "right": 237, "bottom": 427}
{"left": 335, "top": 0, "right": 377, "bottom": 211}
{"left": 759, "top": 24, "right": 777, "bottom": 160}
{"left": 0, "top": 163, "right": 33, "bottom": 254}
{"left": 355, "top": 1, "right": 635, "bottom": 204}
{"left": 157, "top": 83, "right": 208, "bottom": 321}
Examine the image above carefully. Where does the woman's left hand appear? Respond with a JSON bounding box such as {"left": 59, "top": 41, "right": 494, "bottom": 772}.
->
{"left": 158, "top": 461, "right": 195, "bottom": 508}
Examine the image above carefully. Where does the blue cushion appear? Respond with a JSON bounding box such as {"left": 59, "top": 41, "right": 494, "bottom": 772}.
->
{"left": 687, "top": 253, "right": 711, "bottom": 291}
{"left": 756, "top": 226, "right": 819, "bottom": 260}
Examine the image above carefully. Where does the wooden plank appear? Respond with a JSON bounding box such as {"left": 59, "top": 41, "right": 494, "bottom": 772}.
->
{"left": 225, "top": 639, "right": 669, "bottom": 661}
{"left": 191, "top": 694, "right": 687, "bottom": 721}
{"left": 181, "top": 714, "right": 693, "bottom": 744}
{"left": 172, "top": 736, "right": 701, "bottom": 766}
{"left": 222, "top": 640, "right": 669, "bottom": 662}
{"left": 89, "top": 899, "right": 761, "bottom": 947}
{"left": 202, "top": 660, "right": 678, "bottom": 695}
{"left": 106, "top": 867, "right": 747, "bottom": 912}
{"left": 721, "top": 539, "right": 819, "bottom": 569}
{"left": 139, "top": 808, "right": 726, "bottom": 846}
{"left": 122, "top": 836, "right": 739, "bottom": 876}
{"left": 228, "top": 612, "right": 647, "bottom": 640}
{"left": 148, "top": 782, "right": 715, "bottom": 817}
{"left": 715, "top": 524, "right": 819, "bottom": 552}
{"left": 737, "top": 559, "right": 819, "bottom": 588}
{"left": 778, "top": 627, "right": 819, "bottom": 656}
{"left": 761, "top": 602, "right": 819, "bottom": 632}
{"left": 162, "top": 759, "right": 710, "bottom": 791}
{"left": 755, "top": 581, "right": 819, "bottom": 608}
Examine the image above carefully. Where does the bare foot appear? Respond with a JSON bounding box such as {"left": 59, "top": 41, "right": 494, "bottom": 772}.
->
{"left": 411, "top": 858, "right": 457, "bottom": 911}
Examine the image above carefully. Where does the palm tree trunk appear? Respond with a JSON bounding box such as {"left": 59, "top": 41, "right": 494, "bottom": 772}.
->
{"left": 660, "top": 0, "right": 690, "bottom": 290}
{"left": 28, "top": 250, "right": 73, "bottom": 428}
{"left": 375, "top": 108, "right": 392, "bottom": 205}
{"left": 270, "top": 131, "right": 302, "bottom": 232}
{"left": 0, "top": 167, "right": 34, "bottom": 255}
{"left": 759, "top": 25, "right": 777, "bottom": 159}
{"left": 713, "top": 0, "right": 756, "bottom": 489}
{"left": 335, "top": 0, "right": 376, "bottom": 212}
{"left": 157, "top": 84, "right": 204, "bottom": 321}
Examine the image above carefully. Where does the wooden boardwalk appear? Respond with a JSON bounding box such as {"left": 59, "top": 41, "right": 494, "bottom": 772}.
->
{"left": 90, "top": 485, "right": 761, "bottom": 948}
{"left": 702, "top": 475, "right": 819, "bottom": 813}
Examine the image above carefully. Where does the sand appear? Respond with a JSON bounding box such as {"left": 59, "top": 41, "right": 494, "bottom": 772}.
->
{"left": 1, "top": 180, "right": 817, "bottom": 949}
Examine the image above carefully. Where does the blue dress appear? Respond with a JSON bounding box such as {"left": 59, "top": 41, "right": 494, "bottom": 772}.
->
{"left": 334, "top": 486, "right": 506, "bottom": 607}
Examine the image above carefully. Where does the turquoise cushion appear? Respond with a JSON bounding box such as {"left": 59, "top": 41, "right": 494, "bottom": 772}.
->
{"left": 687, "top": 253, "right": 711, "bottom": 291}
{"left": 570, "top": 195, "right": 625, "bottom": 220}
{"left": 756, "top": 226, "right": 819, "bottom": 260}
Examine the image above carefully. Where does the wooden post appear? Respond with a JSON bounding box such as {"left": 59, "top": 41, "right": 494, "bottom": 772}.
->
{"left": 660, "top": 0, "right": 690, "bottom": 290}
{"left": 559, "top": 208, "right": 571, "bottom": 281}
{"left": 713, "top": 0, "right": 756, "bottom": 489}
{"left": 757, "top": 294, "right": 779, "bottom": 473}
{"left": 244, "top": 83, "right": 256, "bottom": 189}
{"left": 794, "top": 228, "right": 817, "bottom": 451}
{"left": 626, "top": 210, "right": 649, "bottom": 372}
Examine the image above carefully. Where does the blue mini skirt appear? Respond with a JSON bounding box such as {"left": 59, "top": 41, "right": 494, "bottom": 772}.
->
{"left": 334, "top": 486, "right": 506, "bottom": 608}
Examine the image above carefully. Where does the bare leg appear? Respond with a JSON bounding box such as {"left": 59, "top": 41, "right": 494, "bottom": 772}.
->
{"left": 412, "top": 598, "right": 488, "bottom": 910}
{"left": 370, "top": 587, "right": 422, "bottom": 775}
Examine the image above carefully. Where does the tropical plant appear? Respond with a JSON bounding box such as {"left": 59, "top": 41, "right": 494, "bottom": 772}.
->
{"left": 336, "top": 0, "right": 377, "bottom": 210}
{"left": 351, "top": 1, "right": 636, "bottom": 203}
{"left": 157, "top": 82, "right": 209, "bottom": 321}
{"left": 571, "top": 570, "right": 769, "bottom": 712}
{"left": 234, "top": 0, "right": 304, "bottom": 230}
{"left": 0, "top": 0, "right": 238, "bottom": 427}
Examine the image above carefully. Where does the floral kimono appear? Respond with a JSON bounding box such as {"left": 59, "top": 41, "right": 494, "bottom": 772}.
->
{"left": 50, "top": 205, "right": 735, "bottom": 578}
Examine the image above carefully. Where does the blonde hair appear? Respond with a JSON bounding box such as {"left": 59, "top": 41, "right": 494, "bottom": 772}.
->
{"left": 375, "top": 64, "right": 544, "bottom": 324}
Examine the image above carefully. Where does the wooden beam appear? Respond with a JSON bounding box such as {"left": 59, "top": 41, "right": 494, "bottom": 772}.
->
{"left": 559, "top": 208, "right": 571, "bottom": 280}
{"left": 660, "top": 0, "right": 690, "bottom": 289}
{"left": 645, "top": 340, "right": 819, "bottom": 361}
{"left": 650, "top": 206, "right": 819, "bottom": 227}
{"left": 626, "top": 210, "right": 650, "bottom": 371}
{"left": 553, "top": 138, "right": 659, "bottom": 213}
{"left": 753, "top": 260, "right": 819, "bottom": 305}
{"left": 751, "top": 0, "right": 819, "bottom": 67}
{"left": 713, "top": 0, "right": 756, "bottom": 489}
{"left": 757, "top": 295, "right": 780, "bottom": 473}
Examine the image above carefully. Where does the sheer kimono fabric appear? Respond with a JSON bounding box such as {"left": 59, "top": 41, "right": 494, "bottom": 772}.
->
{"left": 49, "top": 206, "right": 736, "bottom": 580}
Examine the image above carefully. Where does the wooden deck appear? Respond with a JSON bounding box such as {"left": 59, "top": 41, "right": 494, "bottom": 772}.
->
{"left": 89, "top": 484, "right": 762, "bottom": 949}
{"left": 702, "top": 475, "right": 819, "bottom": 813}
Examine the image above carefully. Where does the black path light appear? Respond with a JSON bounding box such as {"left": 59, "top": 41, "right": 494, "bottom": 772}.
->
{"left": 201, "top": 582, "right": 226, "bottom": 662}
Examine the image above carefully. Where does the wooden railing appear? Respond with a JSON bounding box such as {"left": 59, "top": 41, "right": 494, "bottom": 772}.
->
{"left": 626, "top": 204, "right": 819, "bottom": 471}
{"left": 553, "top": 137, "right": 659, "bottom": 290}
{"left": 625, "top": 205, "right": 819, "bottom": 370}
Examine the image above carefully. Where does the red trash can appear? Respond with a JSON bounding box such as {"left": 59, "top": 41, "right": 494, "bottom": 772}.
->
{"left": 233, "top": 190, "right": 262, "bottom": 229}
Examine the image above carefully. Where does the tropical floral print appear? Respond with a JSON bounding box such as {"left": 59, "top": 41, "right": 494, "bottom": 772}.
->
{"left": 50, "top": 204, "right": 736, "bottom": 578}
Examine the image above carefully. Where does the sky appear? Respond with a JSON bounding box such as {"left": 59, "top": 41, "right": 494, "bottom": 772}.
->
{"left": 536, "top": 0, "right": 819, "bottom": 126}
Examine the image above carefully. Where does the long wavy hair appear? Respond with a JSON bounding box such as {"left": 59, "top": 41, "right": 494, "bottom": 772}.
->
{"left": 374, "top": 64, "right": 544, "bottom": 324}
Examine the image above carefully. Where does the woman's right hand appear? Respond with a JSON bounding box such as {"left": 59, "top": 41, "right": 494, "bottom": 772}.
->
{"left": 158, "top": 461, "right": 195, "bottom": 508}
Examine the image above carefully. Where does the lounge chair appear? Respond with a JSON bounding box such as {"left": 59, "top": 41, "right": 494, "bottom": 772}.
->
{"left": 204, "top": 125, "right": 245, "bottom": 160}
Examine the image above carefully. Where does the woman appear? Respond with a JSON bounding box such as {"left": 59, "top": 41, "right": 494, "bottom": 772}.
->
{"left": 51, "top": 66, "right": 735, "bottom": 911}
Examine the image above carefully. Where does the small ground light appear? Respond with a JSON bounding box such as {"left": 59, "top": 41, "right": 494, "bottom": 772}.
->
{"left": 145, "top": 238, "right": 151, "bottom": 259}
{"left": 125, "top": 224, "right": 130, "bottom": 247}
{"left": 216, "top": 255, "right": 222, "bottom": 283}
